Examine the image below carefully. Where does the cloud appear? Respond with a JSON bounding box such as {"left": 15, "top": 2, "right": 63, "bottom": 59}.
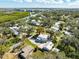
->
{"left": 36, "top": 0, "right": 64, "bottom": 4}
{"left": 13, "top": 0, "right": 23, "bottom": 2}
{"left": 66, "top": 0, "right": 79, "bottom": 5}
{"left": 1, "top": 0, "right": 79, "bottom": 8}
{"left": 13, "top": 0, "right": 32, "bottom": 3}
{"left": 24, "top": 0, "right": 32, "bottom": 2}
{"left": 13, "top": 0, "right": 79, "bottom": 5}
{"left": 13, "top": 0, "right": 64, "bottom": 4}
{"left": 36, "top": 0, "right": 79, "bottom": 4}
{"left": 64, "top": 0, "right": 71, "bottom": 2}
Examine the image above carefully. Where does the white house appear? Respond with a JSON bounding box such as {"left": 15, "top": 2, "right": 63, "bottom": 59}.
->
{"left": 52, "top": 48, "right": 60, "bottom": 53}
{"left": 43, "top": 41, "right": 54, "bottom": 51}
{"left": 64, "top": 31, "right": 72, "bottom": 36}
{"left": 31, "top": 20, "right": 40, "bottom": 26}
{"left": 9, "top": 26, "right": 20, "bottom": 35}
{"left": 35, "top": 34, "right": 50, "bottom": 43}
{"left": 51, "top": 26, "right": 59, "bottom": 32}
{"left": 39, "top": 17, "right": 42, "bottom": 19}
{"left": 51, "top": 21, "right": 64, "bottom": 32}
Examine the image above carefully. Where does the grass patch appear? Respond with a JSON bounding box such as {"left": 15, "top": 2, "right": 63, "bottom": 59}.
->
{"left": 23, "top": 39, "right": 37, "bottom": 48}
{"left": 0, "top": 37, "right": 20, "bottom": 54}
{"left": 32, "top": 50, "right": 44, "bottom": 57}
{"left": 0, "top": 12, "right": 29, "bottom": 23}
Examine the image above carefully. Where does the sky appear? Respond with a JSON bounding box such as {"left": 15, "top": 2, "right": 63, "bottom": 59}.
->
{"left": 0, "top": 0, "right": 79, "bottom": 8}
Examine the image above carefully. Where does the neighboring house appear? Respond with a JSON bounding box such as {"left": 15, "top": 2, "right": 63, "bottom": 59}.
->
{"left": 19, "top": 33, "right": 28, "bottom": 39}
{"left": 51, "top": 21, "right": 64, "bottom": 32}
{"left": 52, "top": 48, "right": 60, "bottom": 53}
{"left": 35, "top": 34, "right": 50, "bottom": 43}
{"left": 39, "top": 17, "right": 42, "bottom": 19}
{"left": 9, "top": 26, "right": 20, "bottom": 35}
{"left": 38, "top": 41, "right": 54, "bottom": 51}
{"left": 30, "top": 13, "right": 38, "bottom": 17}
{"left": 43, "top": 41, "right": 54, "bottom": 51}
{"left": 64, "top": 31, "right": 72, "bottom": 36}
{"left": 31, "top": 20, "right": 40, "bottom": 26}
{"left": 51, "top": 26, "right": 59, "bottom": 32}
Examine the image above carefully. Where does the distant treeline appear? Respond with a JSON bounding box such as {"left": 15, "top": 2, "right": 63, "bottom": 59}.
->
{"left": 49, "top": 10, "right": 79, "bottom": 18}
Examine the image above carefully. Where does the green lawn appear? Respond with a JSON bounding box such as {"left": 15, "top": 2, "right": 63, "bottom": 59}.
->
{"left": 0, "top": 12, "right": 29, "bottom": 23}
{"left": 0, "top": 37, "right": 20, "bottom": 54}
{"left": 23, "top": 39, "right": 37, "bottom": 48}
